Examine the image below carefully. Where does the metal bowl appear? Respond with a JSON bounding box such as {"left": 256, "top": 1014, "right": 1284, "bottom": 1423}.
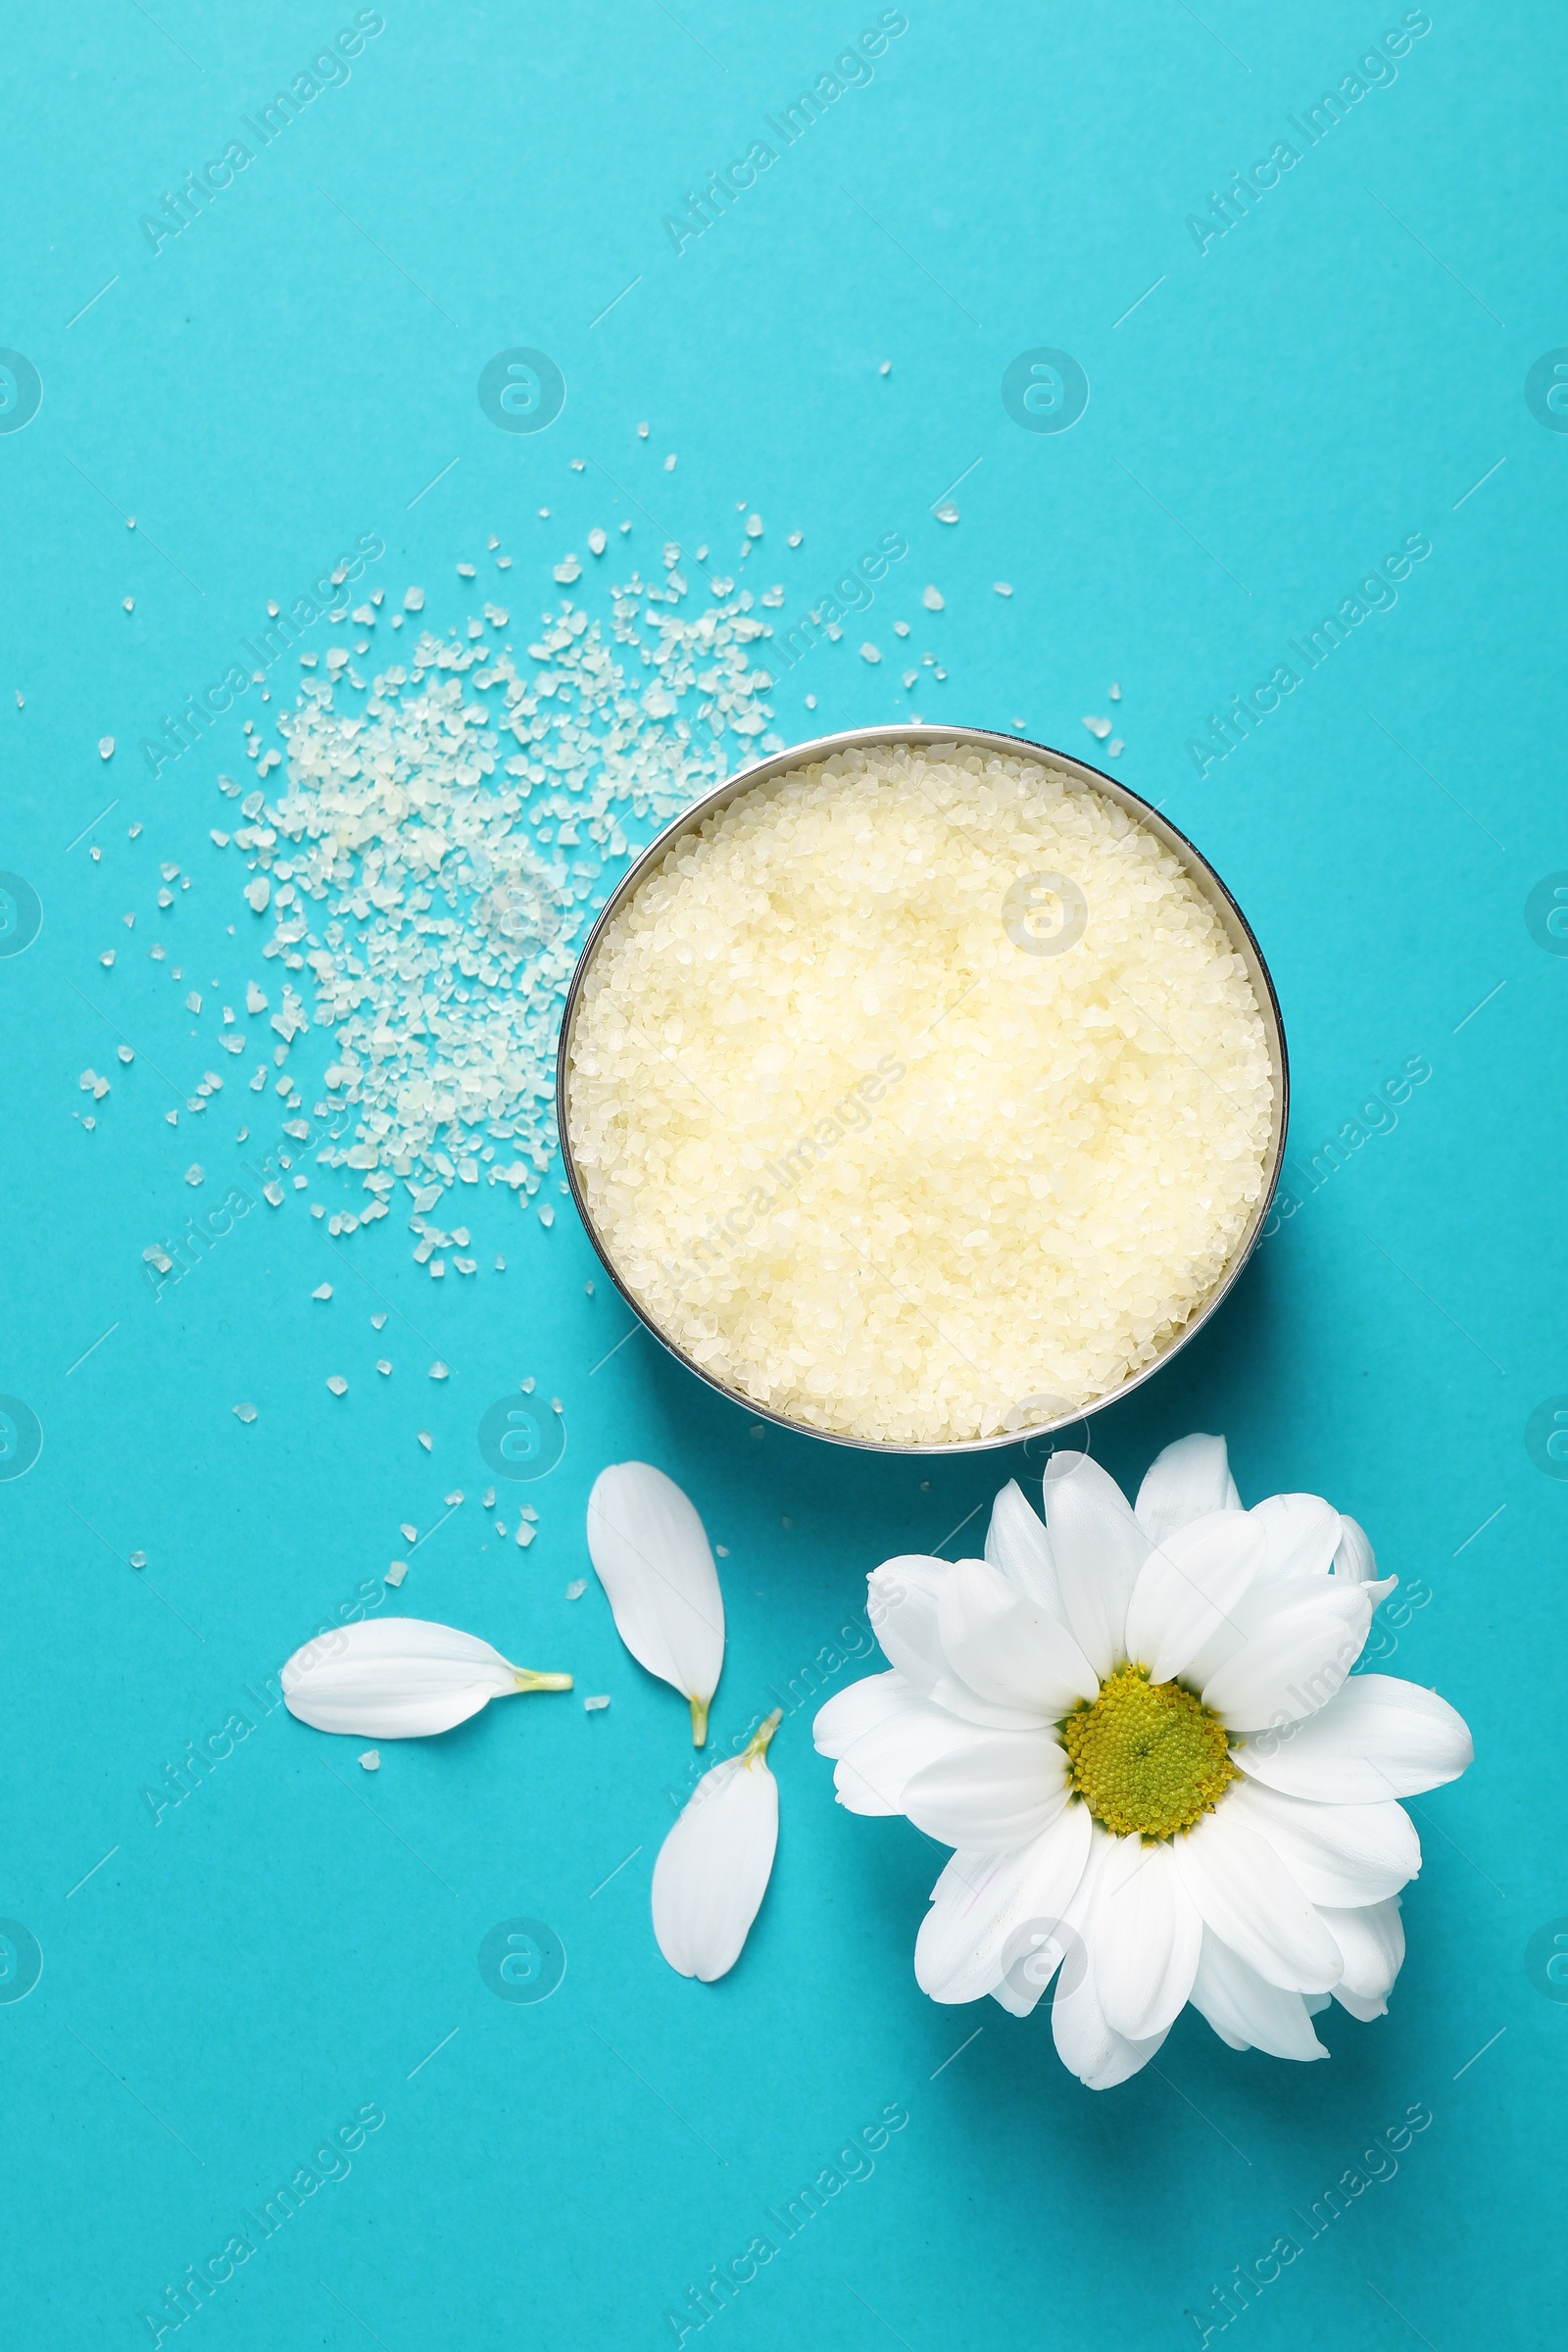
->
{"left": 556, "top": 723, "right": 1289, "bottom": 1455}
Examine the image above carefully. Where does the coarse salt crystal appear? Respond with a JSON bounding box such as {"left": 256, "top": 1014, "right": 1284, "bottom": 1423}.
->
{"left": 566, "top": 744, "right": 1273, "bottom": 1446}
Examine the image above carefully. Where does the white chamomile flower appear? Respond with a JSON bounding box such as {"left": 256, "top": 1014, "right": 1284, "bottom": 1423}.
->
{"left": 813, "top": 1434, "right": 1473, "bottom": 2089}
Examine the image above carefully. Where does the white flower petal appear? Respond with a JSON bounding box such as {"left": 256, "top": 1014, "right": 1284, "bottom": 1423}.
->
{"left": 829, "top": 1697, "right": 979, "bottom": 1816}
{"left": 586, "top": 1462, "right": 724, "bottom": 1741}
{"left": 1233, "top": 1672, "right": 1474, "bottom": 1803}
{"left": 1229, "top": 1779, "right": 1420, "bottom": 1907}
{"left": 1188, "top": 1928, "right": 1329, "bottom": 2060}
{"left": 936, "top": 1558, "right": 1098, "bottom": 1717}
{"left": 915, "top": 1804, "right": 1093, "bottom": 2003}
{"left": 1122, "top": 1510, "right": 1266, "bottom": 1684}
{"left": 985, "top": 1479, "right": 1062, "bottom": 1613}
{"left": 1248, "top": 1492, "right": 1343, "bottom": 1587}
{"left": 1090, "top": 1837, "right": 1203, "bottom": 2042}
{"left": 866, "top": 1555, "right": 952, "bottom": 1692}
{"left": 1134, "top": 1433, "right": 1242, "bottom": 1545}
{"left": 1331, "top": 1513, "right": 1377, "bottom": 1583}
{"left": 1050, "top": 1837, "right": 1169, "bottom": 2086}
{"left": 1318, "top": 1895, "right": 1404, "bottom": 2006}
{"left": 1042, "top": 1452, "right": 1150, "bottom": 1677}
{"left": 651, "top": 1723, "right": 780, "bottom": 1982}
{"left": 1173, "top": 1805, "right": 1343, "bottom": 1991}
{"left": 281, "top": 1617, "right": 565, "bottom": 1738}
{"left": 1332, "top": 1515, "right": 1397, "bottom": 1606}
{"left": 1200, "top": 1576, "right": 1372, "bottom": 1731}
{"left": 1332, "top": 1983, "right": 1389, "bottom": 2022}
{"left": 1053, "top": 1968, "right": 1167, "bottom": 2088}
{"left": 900, "top": 1728, "right": 1069, "bottom": 1848}
{"left": 811, "top": 1669, "right": 916, "bottom": 1759}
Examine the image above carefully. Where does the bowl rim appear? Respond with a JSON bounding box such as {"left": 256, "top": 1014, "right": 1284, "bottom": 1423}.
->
{"left": 555, "top": 721, "right": 1290, "bottom": 1455}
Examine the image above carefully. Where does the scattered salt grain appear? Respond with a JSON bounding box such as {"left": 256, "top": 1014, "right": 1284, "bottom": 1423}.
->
{"left": 313, "top": 1284, "right": 332, "bottom": 1300}
{"left": 326, "top": 1374, "right": 348, "bottom": 1396}
{"left": 515, "top": 1523, "right": 535, "bottom": 1548}
{"left": 994, "top": 582, "right": 1013, "bottom": 597}
{"left": 128, "top": 1550, "right": 147, "bottom": 1569}
{"left": 98, "top": 736, "right": 115, "bottom": 760}
{"left": 1083, "top": 716, "right": 1112, "bottom": 740}
{"left": 934, "top": 503, "right": 959, "bottom": 524}
{"left": 385, "top": 1560, "right": 409, "bottom": 1586}
{"left": 588, "top": 527, "right": 607, "bottom": 556}
{"left": 376, "top": 1359, "right": 392, "bottom": 1375}
{"left": 565, "top": 1579, "right": 587, "bottom": 1599}
{"left": 370, "top": 1312, "right": 387, "bottom": 1329}
{"left": 1110, "top": 681, "right": 1122, "bottom": 701}
{"left": 584, "top": 1693, "right": 610, "bottom": 1711}
{"left": 404, "top": 587, "right": 424, "bottom": 612}
{"left": 859, "top": 643, "right": 881, "bottom": 664}
{"left": 100, "top": 951, "right": 115, "bottom": 967}
{"left": 184, "top": 1164, "right": 204, "bottom": 1186}
{"left": 921, "top": 586, "right": 944, "bottom": 611}
{"left": 359, "top": 1750, "right": 380, "bottom": 1770}
{"left": 233, "top": 1402, "right": 257, "bottom": 1423}
{"left": 715, "top": 1544, "right": 729, "bottom": 1557}
{"left": 428, "top": 1360, "right": 450, "bottom": 1381}
{"left": 539, "top": 1204, "right": 555, "bottom": 1228}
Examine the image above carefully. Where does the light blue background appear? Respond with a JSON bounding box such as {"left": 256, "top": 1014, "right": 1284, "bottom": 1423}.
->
{"left": 1, "top": 3, "right": 1562, "bottom": 2345}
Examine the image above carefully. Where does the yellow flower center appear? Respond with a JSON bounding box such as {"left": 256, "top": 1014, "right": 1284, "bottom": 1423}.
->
{"left": 1061, "top": 1663, "right": 1237, "bottom": 1840}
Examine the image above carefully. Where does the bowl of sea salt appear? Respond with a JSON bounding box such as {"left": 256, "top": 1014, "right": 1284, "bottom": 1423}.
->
{"left": 558, "top": 726, "right": 1288, "bottom": 1453}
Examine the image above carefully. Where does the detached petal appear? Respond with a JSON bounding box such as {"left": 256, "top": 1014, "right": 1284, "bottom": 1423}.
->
{"left": 915, "top": 1804, "right": 1093, "bottom": 2003}
{"left": 936, "top": 1558, "right": 1098, "bottom": 1717}
{"left": 1122, "top": 1510, "right": 1265, "bottom": 1684}
{"left": 1043, "top": 1452, "right": 1150, "bottom": 1677}
{"left": 1234, "top": 1673, "right": 1474, "bottom": 1803}
{"left": 1134, "top": 1434, "right": 1242, "bottom": 1545}
{"left": 652, "top": 1716, "right": 780, "bottom": 1981}
{"left": 900, "top": 1729, "right": 1069, "bottom": 1848}
{"left": 587, "top": 1463, "right": 724, "bottom": 1741}
{"left": 1188, "top": 1929, "right": 1328, "bottom": 2061}
{"left": 985, "top": 1480, "right": 1062, "bottom": 1614}
{"left": 1200, "top": 1576, "right": 1372, "bottom": 1731}
{"left": 1172, "top": 1805, "right": 1343, "bottom": 1992}
{"left": 281, "top": 1617, "right": 568, "bottom": 1739}
{"left": 1229, "top": 1779, "right": 1420, "bottom": 1907}
{"left": 1319, "top": 1896, "right": 1404, "bottom": 2010}
{"left": 1090, "top": 1837, "right": 1203, "bottom": 2043}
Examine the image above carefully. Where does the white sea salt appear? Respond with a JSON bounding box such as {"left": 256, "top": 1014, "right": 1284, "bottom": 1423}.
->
{"left": 233, "top": 1402, "right": 257, "bottom": 1423}
{"left": 326, "top": 1374, "right": 348, "bottom": 1396}
{"left": 216, "top": 573, "right": 781, "bottom": 1250}
{"left": 385, "top": 1561, "right": 408, "bottom": 1586}
{"left": 566, "top": 744, "right": 1273, "bottom": 1445}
